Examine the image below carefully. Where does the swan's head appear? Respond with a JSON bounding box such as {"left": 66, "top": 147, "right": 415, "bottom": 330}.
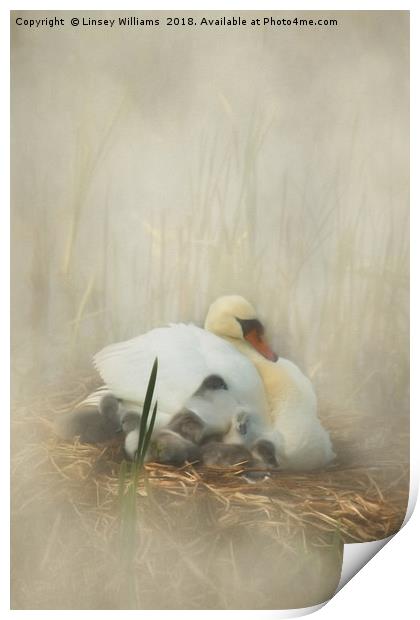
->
{"left": 204, "top": 295, "right": 278, "bottom": 361}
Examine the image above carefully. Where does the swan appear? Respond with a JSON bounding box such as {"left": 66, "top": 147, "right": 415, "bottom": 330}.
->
{"left": 77, "top": 295, "right": 334, "bottom": 470}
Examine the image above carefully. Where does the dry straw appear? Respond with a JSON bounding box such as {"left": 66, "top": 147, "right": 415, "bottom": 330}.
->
{"left": 11, "top": 376, "right": 409, "bottom": 609}
{"left": 13, "top": 376, "right": 409, "bottom": 546}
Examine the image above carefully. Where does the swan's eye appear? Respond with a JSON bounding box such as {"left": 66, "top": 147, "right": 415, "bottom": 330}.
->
{"left": 236, "top": 318, "right": 264, "bottom": 338}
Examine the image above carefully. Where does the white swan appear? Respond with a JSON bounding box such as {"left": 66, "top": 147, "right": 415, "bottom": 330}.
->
{"left": 80, "top": 295, "right": 334, "bottom": 470}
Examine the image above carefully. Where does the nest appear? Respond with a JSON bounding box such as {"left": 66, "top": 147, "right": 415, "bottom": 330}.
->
{"left": 11, "top": 377, "right": 409, "bottom": 609}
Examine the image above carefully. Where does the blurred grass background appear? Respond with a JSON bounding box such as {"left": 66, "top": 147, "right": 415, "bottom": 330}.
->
{"left": 11, "top": 11, "right": 409, "bottom": 421}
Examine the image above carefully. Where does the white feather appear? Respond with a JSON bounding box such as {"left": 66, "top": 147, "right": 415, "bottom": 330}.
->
{"left": 93, "top": 323, "right": 267, "bottom": 417}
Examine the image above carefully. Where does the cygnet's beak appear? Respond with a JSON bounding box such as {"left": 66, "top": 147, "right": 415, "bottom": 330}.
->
{"left": 245, "top": 328, "right": 278, "bottom": 362}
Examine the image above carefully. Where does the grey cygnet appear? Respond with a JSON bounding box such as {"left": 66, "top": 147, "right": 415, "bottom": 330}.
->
{"left": 149, "top": 430, "right": 201, "bottom": 466}
{"left": 54, "top": 393, "right": 123, "bottom": 443}
{"left": 225, "top": 410, "right": 282, "bottom": 469}
{"left": 122, "top": 409, "right": 203, "bottom": 464}
{"left": 200, "top": 441, "right": 254, "bottom": 467}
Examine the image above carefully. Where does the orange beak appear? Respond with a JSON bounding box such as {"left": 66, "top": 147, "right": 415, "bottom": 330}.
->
{"left": 245, "top": 329, "right": 278, "bottom": 362}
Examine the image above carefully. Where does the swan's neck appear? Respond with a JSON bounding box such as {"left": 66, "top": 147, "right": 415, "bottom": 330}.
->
{"left": 223, "top": 337, "right": 294, "bottom": 423}
{"left": 222, "top": 336, "right": 258, "bottom": 361}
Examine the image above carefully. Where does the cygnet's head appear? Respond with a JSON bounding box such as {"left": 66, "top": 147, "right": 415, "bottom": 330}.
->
{"left": 166, "top": 410, "right": 206, "bottom": 444}
{"left": 204, "top": 295, "right": 278, "bottom": 361}
{"left": 224, "top": 410, "right": 265, "bottom": 446}
{"left": 99, "top": 394, "right": 120, "bottom": 422}
{"left": 121, "top": 411, "right": 141, "bottom": 434}
{"left": 98, "top": 394, "right": 123, "bottom": 433}
{"left": 194, "top": 374, "right": 228, "bottom": 395}
{"left": 228, "top": 410, "right": 284, "bottom": 469}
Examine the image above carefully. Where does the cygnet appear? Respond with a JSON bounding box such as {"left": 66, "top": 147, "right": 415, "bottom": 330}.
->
{"left": 54, "top": 393, "right": 123, "bottom": 443}
{"left": 223, "top": 409, "right": 285, "bottom": 469}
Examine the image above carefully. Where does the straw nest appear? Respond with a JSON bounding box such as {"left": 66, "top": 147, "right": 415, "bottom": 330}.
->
{"left": 12, "top": 376, "right": 409, "bottom": 546}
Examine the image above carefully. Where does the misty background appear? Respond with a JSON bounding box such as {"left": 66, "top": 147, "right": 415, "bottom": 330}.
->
{"left": 10, "top": 10, "right": 409, "bottom": 609}
{"left": 11, "top": 11, "right": 409, "bottom": 418}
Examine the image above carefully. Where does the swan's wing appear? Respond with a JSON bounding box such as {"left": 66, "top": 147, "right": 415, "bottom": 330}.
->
{"left": 93, "top": 324, "right": 244, "bottom": 414}
{"left": 78, "top": 386, "right": 111, "bottom": 409}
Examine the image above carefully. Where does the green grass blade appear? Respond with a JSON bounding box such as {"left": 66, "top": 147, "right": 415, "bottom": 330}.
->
{"left": 140, "top": 400, "right": 158, "bottom": 464}
{"left": 136, "top": 357, "right": 158, "bottom": 464}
